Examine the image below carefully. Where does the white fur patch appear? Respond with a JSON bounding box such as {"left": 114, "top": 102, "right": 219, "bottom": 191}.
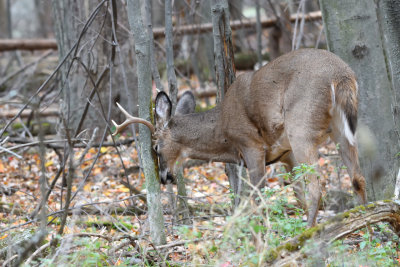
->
{"left": 355, "top": 81, "right": 359, "bottom": 94}
{"left": 340, "top": 109, "right": 356, "bottom": 146}
{"left": 330, "top": 83, "right": 336, "bottom": 115}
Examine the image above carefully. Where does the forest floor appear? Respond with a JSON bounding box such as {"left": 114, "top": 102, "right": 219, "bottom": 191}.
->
{"left": 1, "top": 131, "right": 400, "bottom": 266}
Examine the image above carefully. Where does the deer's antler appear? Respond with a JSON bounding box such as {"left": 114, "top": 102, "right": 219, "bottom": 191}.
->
{"left": 112, "top": 102, "right": 155, "bottom": 136}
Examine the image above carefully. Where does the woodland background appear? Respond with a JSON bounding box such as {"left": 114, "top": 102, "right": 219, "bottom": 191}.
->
{"left": 0, "top": 0, "right": 399, "bottom": 266}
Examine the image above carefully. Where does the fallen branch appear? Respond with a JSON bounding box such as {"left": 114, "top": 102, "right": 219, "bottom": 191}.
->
{"left": 0, "top": 39, "right": 58, "bottom": 51}
{"left": 24, "top": 242, "right": 51, "bottom": 266}
{"left": 1, "top": 254, "right": 18, "bottom": 267}
{"left": 268, "top": 200, "right": 400, "bottom": 265}
{"left": 155, "top": 238, "right": 205, "bottom": 250}
{"left": 1, "top": 108, "right": 59, "bottom": 119}
{"left": 153, "top": 11, "right": 321, "bottom": 38}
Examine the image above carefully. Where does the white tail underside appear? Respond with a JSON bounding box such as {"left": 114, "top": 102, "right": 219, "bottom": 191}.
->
{"left": 331, "top": 82, "right": 356, "bottom": 146}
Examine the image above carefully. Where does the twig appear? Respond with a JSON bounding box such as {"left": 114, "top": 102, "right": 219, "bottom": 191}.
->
{"left": 107, "top": 235, "right": 139, "bottom": 255}
{"left": 0, "top": 145, "right": 23, "bottom": 159}
{"left": 2, "top": 255, "right": 18, "bottom": 267}
{"left": 65, "top": 233, "right": 112, "bottom": 242}
{"left": 0, "top": 50, "right": 53, "bottom": 88}
{"left": 155, "top": 238, "right": 205, "bottom": 250}
{"left": 24, "top": 242, "right": 51, "bottom": 266}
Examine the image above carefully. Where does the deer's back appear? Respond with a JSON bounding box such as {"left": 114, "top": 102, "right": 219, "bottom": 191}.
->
{"left": 222, "top": 49, "right": 356, "bottom": 147}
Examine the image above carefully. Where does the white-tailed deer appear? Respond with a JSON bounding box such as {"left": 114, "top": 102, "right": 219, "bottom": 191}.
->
{"left": 113, "top": 49, "right": 367, "bottom": 227}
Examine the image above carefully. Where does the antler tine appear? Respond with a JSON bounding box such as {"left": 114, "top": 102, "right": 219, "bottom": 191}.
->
{"left": 112, "top": 103, "right": 155, "bottom": 136}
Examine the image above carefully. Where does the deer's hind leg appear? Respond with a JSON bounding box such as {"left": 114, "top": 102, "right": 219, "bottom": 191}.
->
{"left": 285, "top": 113, "right": 329, "bottom": 226}
{"left": 287, "top": 140, "right": 321, "bottom": 227}
{"left": 280, "top": 152, "right": 307, "bottom": 211}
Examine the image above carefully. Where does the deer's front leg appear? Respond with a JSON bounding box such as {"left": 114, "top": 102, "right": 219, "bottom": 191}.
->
{"left": 242, "top": 147, "right": 266, "bottom": 189}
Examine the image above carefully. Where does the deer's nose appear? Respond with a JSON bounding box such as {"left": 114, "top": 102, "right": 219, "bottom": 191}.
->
{"left": 161, "top": 172, "right": 175, "bottom": 184}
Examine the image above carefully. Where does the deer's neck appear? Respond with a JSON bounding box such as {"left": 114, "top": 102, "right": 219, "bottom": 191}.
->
{"left": 170, "top": 107, "right": 240, "bottom": 163}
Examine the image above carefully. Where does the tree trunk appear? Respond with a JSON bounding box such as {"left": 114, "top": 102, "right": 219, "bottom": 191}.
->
{"left": 319, "top": 0, "right": 400, "bottom": 200}
{"left": 163, "top": 0, "right": 190, "bottom": 225}
{"left": 127, "top": 0, "right": 166, "bottom": 246}
{"left": 0, "top": 0, "right": 7, "bottom": 39}
{"left": 266, "top": 0, "right": 293, "bottom": 59}
{"left": 255, "top": 0, "right": 263, "bottom": 67}
{"left": 211, "top": 0, "right": 245, "bottom": 207}
{"left": 51, "top": 0, "right": 137, "bottom": 141}
{"left": 145, "top": 0, "right": 164, "bottom": 91}
{"left": 376, "top": 0, "right": 400, "bottom": 138}
{"left": 165, "top": 0, "right": 178, "bottom": 113}
{"left": 34, "top": 0, "right": 53, "bottom": 38}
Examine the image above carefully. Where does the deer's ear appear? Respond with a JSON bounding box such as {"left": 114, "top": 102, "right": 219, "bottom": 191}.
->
{"left": 176, "top": 91, "right": 196, "bottom": 115}
{"left": 155, "top": 91, "right": 172, "bottom": 125}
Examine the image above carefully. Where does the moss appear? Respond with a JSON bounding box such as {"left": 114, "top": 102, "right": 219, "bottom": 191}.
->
{"left": 383, "top": 199, "right": 392, "bottom": 203}
{"left": 298, "top": 226, "right": 320, "bottom": 243}
{"left": 367, "top": 203, "right": 376, "bottom": 209}
{"left": 12, "top": 123, "right": 24, "bottom": 130}
{"left": 348, "top": 205, "right": 366, "bottom": 214}
{"left": 265, "top": 249, "right": 278, "bottom": 262}
{"left": 284, "top": 241, "right": 299, "bottom": 252}
{"left": 342, "top": 211, "right": 351, "bottom": 218}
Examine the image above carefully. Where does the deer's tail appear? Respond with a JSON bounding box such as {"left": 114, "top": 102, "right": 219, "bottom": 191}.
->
{"left": 330, "top": 77, "right": 359, "bottom": 146}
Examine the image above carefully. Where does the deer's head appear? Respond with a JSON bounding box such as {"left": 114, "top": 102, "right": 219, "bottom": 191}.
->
{"left": 112, "top": 91, "right": 196, "bottom": 184}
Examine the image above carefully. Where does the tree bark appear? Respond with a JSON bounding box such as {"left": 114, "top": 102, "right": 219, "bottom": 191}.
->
{"left": 145, "top": 0, "right": 164, "bottom": 91}
{"left": 127, "top": 0, "right": 166, "bottom": 246}
{"left": 376, "top": 0, "right": 400, "bottom": 141}
{"left": 34, "top": 0, "right": 53, "bottom": 38}
{"left": 165, "top": 0, "right": 178, "bottom": 113}
{"left": 211, "top": 0, "right": 245, "bottom": 207}
{"left": 164, "top": 0, "right": 190, "bottom": 224}
{"left": 255, "top": 0, "right": 263, "bottom": 67}
{"left": 0, "top": 0, "right": 8, "bottom": 39}
{"left": 319, "top": 0, "right": 400, "bottom": 200}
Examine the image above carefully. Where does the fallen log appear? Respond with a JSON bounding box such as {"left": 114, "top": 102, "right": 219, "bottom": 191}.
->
{"left": 0, "top": 39, "right": 58, "bottom": 51}
{"left": 1, "top": 108, "right": 59, "bottom": 119}
{"left": 153, "top": 11, "right": 322, "bottom": 38}
{"left": 267, "top": 200, "right": 400, "bottom": 266}
{"left": 0, "top": 11, "right": 322, "bottom": 51}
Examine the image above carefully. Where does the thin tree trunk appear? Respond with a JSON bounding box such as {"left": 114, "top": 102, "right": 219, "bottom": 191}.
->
{"left": 127, "top": 0, "right": 166, "bottom": 245}
{"left": 164, "top": 0, "right": 190, "bottom": 225}
{"left": 255, "top": 0, "right": 263, "bottom": 67}
{"left": 319, "top": 0, "right": 400, "bottom": 200}
{"left": 376, "top": 0, "right": 400, "bottom": 139}
{"left": 211, "top": 0, "right": 245, "bottom": 207}
{"left": 165, "top": 0, "right": 178, "bottom": 113}
{"left": 0, "top": 0, "right": 7, "bottom": 39}
{"left": 145, "top": 0, "right": 164, "bottom": 91}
